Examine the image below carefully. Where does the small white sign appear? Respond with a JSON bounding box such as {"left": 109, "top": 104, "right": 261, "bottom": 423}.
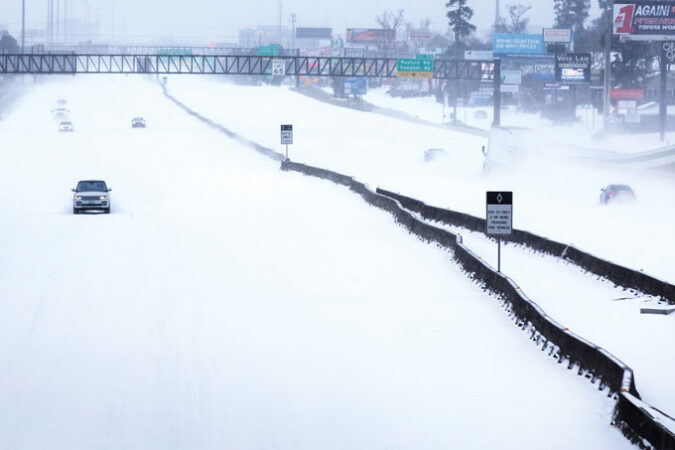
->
{"left": 500, "top": 84, "right": 520, "bottom": 93}
{"left": 464, "top": 50, "right": 493, "bottom": 60}
{"left": 272, "top": 59, "right": 286, "bottom": 76}
{"left": 543, "top": 28, "right": 572, "bottom": 43}
{"left": 501, "top": 70, "right": 522, "bottom": 85}
{"left": 280, "top": 124, "right": 293, "bottom": 145}
{"left": 486, "top": 192, "right": 513, "bottom": 235}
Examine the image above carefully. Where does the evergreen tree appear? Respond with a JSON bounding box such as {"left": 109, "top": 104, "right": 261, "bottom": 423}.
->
{"left": 446, "top": 0, "right": 476, "bottom": 59}
{"left": 554, "top": 0, "right": 590, "bottom": 32}
{"left": 0, "top": 33, "right": 19, "bottom": 53}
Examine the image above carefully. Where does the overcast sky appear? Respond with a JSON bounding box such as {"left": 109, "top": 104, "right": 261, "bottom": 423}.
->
{"left": 2, "top": 0, "right": 602, "bottom": 44}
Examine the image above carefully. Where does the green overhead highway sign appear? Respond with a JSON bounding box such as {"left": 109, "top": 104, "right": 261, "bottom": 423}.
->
{"left": 397, "top": 58, "right": 433, "bottom": 78}
{"left": 258, "top": 45, "right": 279, "bottom": 57}
{"left": 415, "top": 53, "right": 434, "bottom": 60}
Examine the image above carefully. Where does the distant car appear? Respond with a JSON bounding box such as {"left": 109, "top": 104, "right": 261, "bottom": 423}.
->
{"left": 59, "top": 121, "right": 73, "bottom": 132}
{"left": 52, "top": 107, "right": 69, "bottom": 118}
{"left": 600, "top": 184, "right": 635, "bottom": 204}
{"left": 72, "top": 180, "right": 111, "bottom": 214}
{"left": 131, "top": 117, "right": 146, "bottom": 128}
{"left": 424, "top": 148, "right": 446, "bottom": 162}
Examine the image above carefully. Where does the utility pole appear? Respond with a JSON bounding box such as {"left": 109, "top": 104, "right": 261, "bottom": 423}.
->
{"left": 278, "top": 0, "right": 283, "bottom": 45}
{"left": 494, "top": 0, "right": 500, "bottom": 29}
{"left": 56, "top": 0, "right": 60, "bottom": 42}
{"left": 290, "top": 13, "right": 298, "bottom": 88}
{"left": 47, "top": 0, "right": 52, "bottom": 44}
{"left": 21, "top": 0, "right": 25, "bottom": 52}
{"left": 603, "top": 5, "right": 612, "bottom": 133}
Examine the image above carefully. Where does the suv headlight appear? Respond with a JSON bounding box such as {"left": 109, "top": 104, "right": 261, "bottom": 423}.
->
{"left": 75, "top": 195, "right": 82, "bottom": 200}
{"left": 99, "top": 195, "right": 108, "bottom": 200}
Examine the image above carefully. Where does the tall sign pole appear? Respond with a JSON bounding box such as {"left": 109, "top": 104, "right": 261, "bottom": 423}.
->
{"left": 603, "top": 8, "right": 611, "bottom": 133}
{"left": 493, "top": 59, "right": 501, "bottom": 127}
{"left": 21, "top": 0, "right": 26, "bottom": 52}
{"left": 660, "top": 47, "right": 667, "bottom": 142}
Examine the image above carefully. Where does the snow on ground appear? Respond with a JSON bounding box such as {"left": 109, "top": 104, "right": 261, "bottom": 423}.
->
{"left": 0, "top": 76, "right": 631, "bottom": 448}
{"left": 424, "top": 221, "right": 675, "bottom": 415}
{"left": 167, "top": 76, "right": 675, "bottom": 283}
{"left": 364, "top": 86, "right": 675, "bottom": 154}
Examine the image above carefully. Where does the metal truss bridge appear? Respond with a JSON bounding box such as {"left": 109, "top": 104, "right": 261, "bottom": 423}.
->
{"left": 0, "top": 53, "right": 497, "bottom": 81}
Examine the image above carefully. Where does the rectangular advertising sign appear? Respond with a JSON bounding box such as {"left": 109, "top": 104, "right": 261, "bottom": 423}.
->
{"left": 296, "top": 28, "right": 332, "bottom": 39}
{"left": 613, "top": 1, "right": 675, "bottom": 39}
{"left": 493, "top": 34, "right": 545, "bottom": 55}
{"left": 554, "top": 53, "right": 591, "bottom": 83}
{"left": 543, "top": 28, "right": 572, "bottom": 43}
{"left": 610, "top": 88, "right": 646, "bottom": 99}
{"left": 346, "top": 28, "right": 395, "bottom": 43}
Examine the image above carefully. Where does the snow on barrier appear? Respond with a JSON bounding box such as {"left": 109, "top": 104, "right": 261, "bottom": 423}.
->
{"left": 159, "top": 82, "right": 673, "bottom": 447}
{"left": 280, "top": 160, "right": 675, "bottom": 450}
{"left": 376, "top": 189, "right": 675, "bottom": 305}
{"left": 159, "top": 83, "right": 285, "bottom": 162}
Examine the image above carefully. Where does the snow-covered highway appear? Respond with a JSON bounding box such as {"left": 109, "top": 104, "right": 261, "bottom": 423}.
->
{"left": 0, "top": 76, "right": 638, "bottom": 448}
{"left": 166, "top": 76, "right": 675, "bottom": 283}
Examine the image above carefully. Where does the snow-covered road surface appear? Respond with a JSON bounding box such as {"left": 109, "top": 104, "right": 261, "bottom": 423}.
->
{"left": 166, "top": 77, "right": 675, "bottom": 283}
{"left": 421, "top": 220, "right": 675, "bottom": 415}
{"left": 0, "top": 76, "right": 631, "bottom": 449}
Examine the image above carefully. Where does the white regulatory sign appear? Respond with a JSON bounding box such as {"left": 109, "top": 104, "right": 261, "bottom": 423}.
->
{"left": 272, "top": 59, "right": 285, "bottom": 76}
{"left": 280, "top": 124, "right": 293, "bottom": 145}
{"left": 486, "top": 191, "right": 513, "bottom": 235}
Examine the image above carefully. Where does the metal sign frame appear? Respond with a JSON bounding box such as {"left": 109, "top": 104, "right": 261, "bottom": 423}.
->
{"left": 0, "top": 54, "right": 495, "bottom": 80}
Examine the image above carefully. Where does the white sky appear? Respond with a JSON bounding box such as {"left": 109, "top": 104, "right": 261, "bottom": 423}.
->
{"left": 1, "top": 0, "right": 601, "bottom": 44}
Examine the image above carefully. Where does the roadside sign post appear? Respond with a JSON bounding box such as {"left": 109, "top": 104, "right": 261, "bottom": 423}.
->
{"left": 272, "top": 58, "right": 285, "bottom": 76}
{"left": 280, "top": 124, "right": 293, "bottom": 160}
{"left": 486, "top": 191, "right": 513, "bottom": 273}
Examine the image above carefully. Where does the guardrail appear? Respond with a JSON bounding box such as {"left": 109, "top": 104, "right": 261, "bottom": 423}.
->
{"left": 280, "top": 160, "right": 674, "bottom": 449}
{"left": 376, "top": 189, "right": 675, "bottom": 305}
{"left": 159, "top": 80, "right": 673, "bottom": 447}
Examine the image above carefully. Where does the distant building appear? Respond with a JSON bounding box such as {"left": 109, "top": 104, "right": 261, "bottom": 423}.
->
{"left": 238, "top": 26, "right": 292, "bottom": 48}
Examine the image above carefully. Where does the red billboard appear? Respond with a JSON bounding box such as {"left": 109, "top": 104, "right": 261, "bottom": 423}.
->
{"left": 610, "top": 89, "right": 645, "bottom": 99}
{"left": 346, "top": 28, "right": 396, "bottom": 43}
{"left": 613, "top": 1, "right": 675, "bottom": 39}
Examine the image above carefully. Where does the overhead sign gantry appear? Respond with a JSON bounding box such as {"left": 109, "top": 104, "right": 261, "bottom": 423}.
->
{"left": 0, "top": 53, "right": 503, "bottom": 125}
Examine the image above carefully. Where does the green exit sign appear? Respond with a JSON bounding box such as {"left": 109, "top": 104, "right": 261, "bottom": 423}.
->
{"left": 258, "top": 45, "right": 279, "bottom": 57}
{"left": 397, "top": 58, "right": 433, "bottom": 78}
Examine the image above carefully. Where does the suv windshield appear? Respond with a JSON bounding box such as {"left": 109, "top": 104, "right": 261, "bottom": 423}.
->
{"left": 77, "top": 181, "right": 107, "bottom": 192}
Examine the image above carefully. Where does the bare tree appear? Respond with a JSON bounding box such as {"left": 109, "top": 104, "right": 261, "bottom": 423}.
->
{"left": 507, "top": 4, "right": 531, "bottom": 33}
{"left": 494, "top": 4, "right": 531, "bottom": 33}
{"left": 375, "top": 9, "right": 405, "bottom": 56}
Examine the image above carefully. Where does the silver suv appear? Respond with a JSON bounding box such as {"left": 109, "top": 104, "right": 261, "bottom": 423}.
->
{"left": 72, "top": 180, "right": 111, "bottom": 214}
